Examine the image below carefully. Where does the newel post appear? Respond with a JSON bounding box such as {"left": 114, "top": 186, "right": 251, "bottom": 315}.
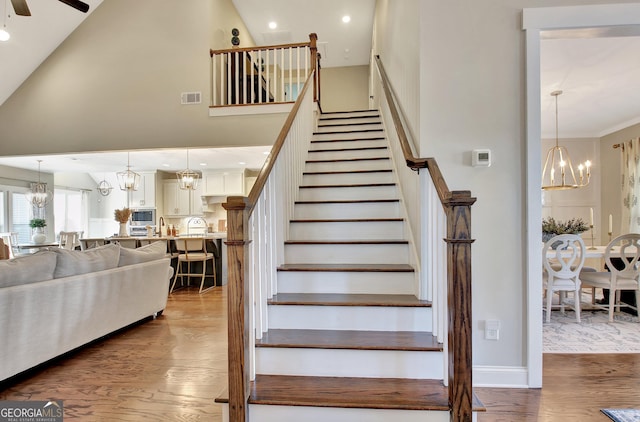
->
{"left": 445, "top": 191, "right": 476, "bottom": 422}
{"left": 309, "top": 33, "right": 318, "bottom": 103}
{"left": 223, "top": 196, "right": 251, "bottom": 422}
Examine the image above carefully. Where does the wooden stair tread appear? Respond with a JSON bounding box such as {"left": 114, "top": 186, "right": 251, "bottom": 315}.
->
{"left": 216, "top": 377, "right": 486, "bottom": 412}
{"left": 255, "top": 329, "right": 441, "bottom": 351}
{"left": 295, "top": 199, "right": 399, "bottom": 204}
{"left": 278, "top": 263, "right": 413, "bottom": 272}
{"left": 314, "top": 129, "right": 383, "bottom": 135}
{"left": 289, "top": 218, "right": 403, "bottom": 223}
{"left": 306, "top": 157, "right": 390, "bottom": 163}
{"left": 268, "top": 293, "right": 431, "bottom": 307}
{"left": 299, "top": 183, "right": 396, "bottom": 189}
{"left": 319, "top": 115, "right": 380, "bottom": 121}
{"left": 285, "top": 239, "right": 408, "bottom": 245}
{"left": 303, "top": 169, "right": 392, "bottom": 175}
{"left": 309, "top": 146, "right": 388, "bottom": 153}
{"left": 311, "top": 137, "right": 385, "bottom": 143}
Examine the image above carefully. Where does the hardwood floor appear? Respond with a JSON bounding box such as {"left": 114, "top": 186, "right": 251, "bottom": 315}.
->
{"left": 2, "top": 285, "right": 639, "bottom": 421}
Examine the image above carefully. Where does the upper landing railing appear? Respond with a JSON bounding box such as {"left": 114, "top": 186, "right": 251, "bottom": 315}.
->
{"left": 210, "top": 33, "right": 320, "bottom": 108}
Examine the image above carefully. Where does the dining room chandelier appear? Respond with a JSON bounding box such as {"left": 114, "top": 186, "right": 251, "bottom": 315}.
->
{"left": 117, "top": 152, "right": 140, "bottom": 191}
{"left": 176, "top": 149, "right": 199, "bottom": 190}
{"left": 542, "top": 90, "right": 591, "bottom": 190}
{"left": 25, "top": 160, "right": 52, "bottom": 208}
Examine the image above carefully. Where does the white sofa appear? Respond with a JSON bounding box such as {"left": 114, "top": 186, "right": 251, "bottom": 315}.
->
{"left": 0, "top": 242, "right": 173, "bottom": 382}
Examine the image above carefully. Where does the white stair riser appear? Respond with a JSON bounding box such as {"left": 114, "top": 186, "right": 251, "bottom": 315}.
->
{"left": 297, "top": 185, "right": 398, "bottom": 201}
{"left": 289, "top": 221, "right": 404, "bottom": 240}
{"left": 308, "top": 148, "right": 388, "bottom": 160}
{"left": 268, "top": 305, "right": 432, "bottom": 331}
{"left": 318, "top": 117, "right": 381, "bottom": 125}
{"left": 294, "top": 202, "right": 401, "bottom": 219}
{"left": 313, "top": 131, "right": 384, "bottom": 141}
{"left": 302, "top": 171, "right": 394, "bottom": 186}
{"left": 315, "top": 123, "right": 383, "bottom": 133}
{"left": 256, "top": 348, "right": 444, "bottom": 379}
{"left": 310, "top": 139, "right": 388, "bottom": 150}
{"left": 285, "top": 243, "right": 409, "bottom": 264}
{"left": 305, "top": 159, "right": 391, "bottom": 172}
{"left": 320, "top": 111, "right": 380, "bottom": 120}
{"left": 221, "top": 404, "right": 455, "bottom": 422}
{"left": 277, "top": 271, "right": 415, "bottom": 295}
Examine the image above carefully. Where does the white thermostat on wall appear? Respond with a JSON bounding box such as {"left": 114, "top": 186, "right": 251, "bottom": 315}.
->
{"left": 472, "top": 149, "right": 491, "bottom": 167}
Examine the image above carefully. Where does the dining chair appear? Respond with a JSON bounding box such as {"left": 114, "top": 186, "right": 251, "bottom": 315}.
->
{"left": 0, "top": 232, "right": 24, "bottom": 259}
{"left": 580, "top": 233, "right": 640, "bottom": 322}
{"left": 543, "top": 234, "right": 586, "bottom": 323}
{"left": 170, "top": 238, "right": 216, "bottom": 294}
{"left": 0, "top": 238, "right": 9, "bottom": 260}
{"left": 59, "top": 231, "right": 81, "bottom": 250}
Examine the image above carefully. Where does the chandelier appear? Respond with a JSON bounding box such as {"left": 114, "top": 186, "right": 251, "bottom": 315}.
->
{"left": 176, "top": 149, "right": 200, "bottom": 190}
{"left": 117, "top": 152, "right": 140, "bottom": 191}
{"left": 97, "top": 173, "right": 113, "bottom": 196}
{"left": 541, "top": 90, "right": 591, "bottom": 190}
{"left": 25, "top": 160, "right": 52, "bottom": 208}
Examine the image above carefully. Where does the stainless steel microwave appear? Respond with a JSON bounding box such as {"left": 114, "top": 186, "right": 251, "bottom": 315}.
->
{"left": 130, "top": 208, "right": 156, "bottom": 226}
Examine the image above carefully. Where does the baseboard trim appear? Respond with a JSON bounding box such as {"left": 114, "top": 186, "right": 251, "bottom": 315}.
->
{"left": 473, "top": 365, "right": 529, "bottom": 388}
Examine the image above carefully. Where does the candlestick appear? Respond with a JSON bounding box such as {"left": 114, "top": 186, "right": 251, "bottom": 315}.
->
{"left": 590, "top": 208, "right": 594, "bottom": 226}
{"left": 608, "top": 231, "right": 612, "bottom": 243}
{"left": 589, "top": 224, "right": 596, "bottom": 250}
{"left": 609, "top": 214, "right": 613, "bottom": 233}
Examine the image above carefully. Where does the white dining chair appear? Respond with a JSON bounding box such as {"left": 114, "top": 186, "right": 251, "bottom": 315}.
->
{"left": 543, "top": 234, "right": 586, "bottom": 323}
{"left": 59, "top": 231, "right": 82, "bottom": 250}
{"left": 580, "top": 233, "right": 640, "bottom": 322}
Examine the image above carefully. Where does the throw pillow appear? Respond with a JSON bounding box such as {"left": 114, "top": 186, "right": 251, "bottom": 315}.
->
{"left": 0, "top": 250, "right": 57, "bottom": 288}
{"left": 52, "top": 243, "right": 120, "bottom": 278}
{"left": 118, "top": 240, "right": 167, "bottom": 267}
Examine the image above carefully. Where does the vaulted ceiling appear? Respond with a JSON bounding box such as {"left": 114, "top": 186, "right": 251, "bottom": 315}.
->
{"left": 0, "top": 1, "right": 639, "bottom": 173}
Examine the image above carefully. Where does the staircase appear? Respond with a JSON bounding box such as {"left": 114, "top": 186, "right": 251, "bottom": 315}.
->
{"left": 218, "top": 110, "right": 482, "bottom": 421}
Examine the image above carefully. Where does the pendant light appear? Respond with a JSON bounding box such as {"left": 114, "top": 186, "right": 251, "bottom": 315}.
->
{"left": 25, "top": 160, "right": 52, "bottom": 208}
{"left": 117, "top": 152, "right": 140, "bottom": 191}
{"left": 176, "top": 149, "right": 200, "bottom": 190}
{"left": 97, "top": 173, "right": 113, "bottom": 196}
{"left": 541, "top": 90, "right": 591, "bottom": 190}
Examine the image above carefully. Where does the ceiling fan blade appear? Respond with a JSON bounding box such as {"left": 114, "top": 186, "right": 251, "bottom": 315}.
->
{"left": 10, "top": 0, "right": 31, "bottom": 16}
{"left": 57, "top": 0, "right": 90, "bottom": 13}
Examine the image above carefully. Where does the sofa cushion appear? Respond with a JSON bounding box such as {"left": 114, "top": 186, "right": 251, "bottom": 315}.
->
{"left": 0, "top": 251, "right": 57, "bottom": 287}
{"left": 118, "top": 240, "right": 167, "bottom": 267}
{"left": 52, "top": 243, "right": 120, "bottom": 278}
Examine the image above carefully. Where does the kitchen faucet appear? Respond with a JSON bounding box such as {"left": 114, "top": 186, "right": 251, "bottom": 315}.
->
{"left": 158, "top": 216, "right": 165, "bottom": 236}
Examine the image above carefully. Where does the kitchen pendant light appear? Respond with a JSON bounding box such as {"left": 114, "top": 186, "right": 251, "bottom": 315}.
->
{"left": 541, "top": 90, "right": 591, "bottom": 190}
{"left": 97, "top": 173, "right": 113, "bottom": 196}
{"left": 176, "top": 149, "right": 199, "bottom": 190}
{"left": 25, "top": 160, "right": 52, "bottom": 208}
{"left": 117, "top": 152, "right": 140, "bottom": 191}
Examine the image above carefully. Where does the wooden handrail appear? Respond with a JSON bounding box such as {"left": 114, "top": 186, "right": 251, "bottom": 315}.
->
{"left": 210, "top": 41, "right": 313, "bottom": 56}
{"left": 246, "top": 72, "right": 314, "bottom": 214}
{"left": 222, "top": 71, "right": 314, "bottom": 422}
{"left": 374, "top": 54, "right": 476, "bottom": 422}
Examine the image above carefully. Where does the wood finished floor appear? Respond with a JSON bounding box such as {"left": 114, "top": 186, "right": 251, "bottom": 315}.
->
{"left": 2, "top": 286, "right": 640, "bottom": 421}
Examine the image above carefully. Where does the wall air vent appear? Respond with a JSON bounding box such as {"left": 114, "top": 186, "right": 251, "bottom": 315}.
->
{"left": 181, "top": 92, "right": 202, "bottom": 105}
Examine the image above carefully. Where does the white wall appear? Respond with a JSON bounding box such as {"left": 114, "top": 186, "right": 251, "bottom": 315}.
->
{"left": 320, "top": 66, "right": 370, "bottom": 112}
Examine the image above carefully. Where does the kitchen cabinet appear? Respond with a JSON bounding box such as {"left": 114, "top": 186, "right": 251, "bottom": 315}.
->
{"left": 203, "top": 170, "right": 245, "bottom": 196}
{"left": 129, "top": 171, "right": 156, "bottom": 208}
{"left": 163, "top": 180, "right": 202, "bottom": 216}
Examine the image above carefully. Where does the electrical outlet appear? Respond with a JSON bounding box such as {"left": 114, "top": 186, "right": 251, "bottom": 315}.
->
{"left": 485, "top": 320, "right": 500, "bottom": 340}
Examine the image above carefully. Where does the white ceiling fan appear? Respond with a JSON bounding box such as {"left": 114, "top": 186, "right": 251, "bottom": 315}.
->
{"left": 10, "top": 0, "right": 89, "bottom": 15}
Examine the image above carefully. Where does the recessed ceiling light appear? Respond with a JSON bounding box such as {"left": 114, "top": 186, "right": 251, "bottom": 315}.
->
{"left": 263, "top": 151, "right": 270, "bottom": 155}
{"left": 269, "top": 21, "right": 277, "bottom": 29}
{"left": 0, "top": 29, "right": 10, "bottom": 42}
{"left": 199, "top": 162, "right": 207, "bottom": 166}
{"left": 162, "top": 163, "right": 171, "bottom": 167}
{"left": 342, "top": 15, "right": 351, "bottom": 23}
{"left": 238, "top": 161, "right": 246, "bottom": 165}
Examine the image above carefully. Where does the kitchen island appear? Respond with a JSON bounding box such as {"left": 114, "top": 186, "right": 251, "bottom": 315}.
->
{"left": 82, "top": 233, "right": 228, "bottom": 288}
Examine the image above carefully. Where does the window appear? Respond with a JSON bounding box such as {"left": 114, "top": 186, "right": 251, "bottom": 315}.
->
{"left": 0, "top": 185, "right": 32, "bottom": 244}
{"left": 53, "top": 188, "right": 88, "bottom": 237}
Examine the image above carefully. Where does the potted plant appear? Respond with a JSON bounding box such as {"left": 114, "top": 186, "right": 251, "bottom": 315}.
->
{"left": 542, "top": 217, "right": 589, "bottom": 246}
{"left": 29, "top": 218, "right": 47, "bottom": 244}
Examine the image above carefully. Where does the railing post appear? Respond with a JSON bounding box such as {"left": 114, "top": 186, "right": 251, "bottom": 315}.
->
{"left": 223, "top": 196, "right": 251, "bottom": 422}
{"left": 445, "top": 191, "right": 476, "bottom": 422}
{"left": 309, "top": 33, "right": 318, "bottom": 103}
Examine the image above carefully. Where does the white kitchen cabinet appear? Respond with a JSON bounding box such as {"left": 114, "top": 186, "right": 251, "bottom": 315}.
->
{"left": 203, "top": 170, "right": 245, "bottom": 196}
{"left": 129, "top": 171, "right": 156, "bottom": 208}
{"left": 163, "top": 180, "right": 202, "bottom": 216}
